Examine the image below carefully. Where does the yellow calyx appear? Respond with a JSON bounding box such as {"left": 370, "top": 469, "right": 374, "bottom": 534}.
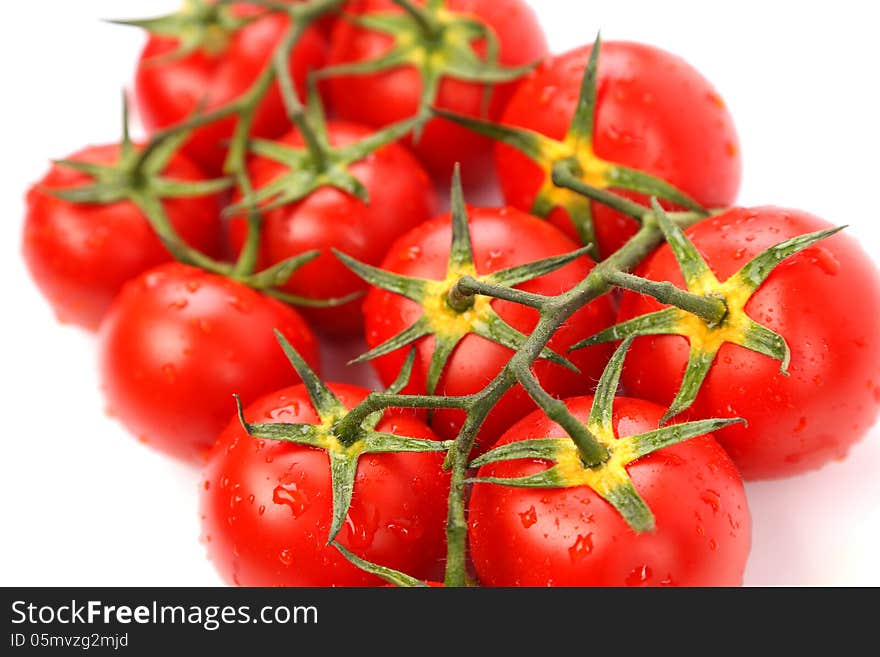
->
{"left": 537, "top": 138, "right": 613, "bottom": 208}
{"left": 423, "top": 267, "right": 493, "bottom": 339}
{"left": 554, "top": 426, "right": 637, "bottom": 497}
{"left": 675, "top": 272, "right": 753, "bottom": 353}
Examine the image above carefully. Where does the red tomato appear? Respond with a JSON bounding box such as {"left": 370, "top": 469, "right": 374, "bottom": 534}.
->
{"left": 134, "top": 4, "right": 327, "bottom": 174}
{"left": 618, "top": 208, "right": 880, "bottom": 479}
{"left": 363, "top": 207, "right": 616, "bottom": 450}
{"left": 22, "top": 144, "right": 222, "bottom": 331}
{"left": 228, "top": 120, "right": 437, "bottom": 337}
{"left": 469, "top": 396, "right": 751, "bottom": 586}
{"left": 99, "top": 263, "right": 320, "bottom": 462}
{"left": 498, "top": 42, "right": 742, "bottom": 256}
{"left": 201, "top": 383, "right": 450, "bottom": 586}
{"left": 326, "top": 0, "right": 547, "bottom": 183}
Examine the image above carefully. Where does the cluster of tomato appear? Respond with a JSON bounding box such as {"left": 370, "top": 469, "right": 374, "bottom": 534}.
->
{"left": 21, "top": 0, "right": 880, "bottom": 587}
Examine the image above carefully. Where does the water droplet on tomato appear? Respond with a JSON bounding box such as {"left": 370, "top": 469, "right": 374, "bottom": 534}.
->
{"left": 700, "top": 490, "right": 721, "bottom": 513}
{"left": 811, "top": 247, "right": 840, "bottom": 276}
{"left": 258, "top": 505, "right": 266, "bottom": 516}
{"left": 709, "top": 539, "right": 718, "bottom": 551}
{"left": 273, "top": 483, "right": 309, "bottom": 517}
{"left": 519, "top": 506, "right": 538, "bottom": 528}
{"left": 568, "top": 534, "right": 593, "bottom": 562}
{"left": 279, "top": 548, "right": 294, "bottom": 566}
{"left": 625, "top": 565, "right": 651, "bottom": 586}
{"left": 227, "top": 295, "right": 253, "bottom": 314}
{"left": 167, "top": 298, "right": 188, "bottom": 310}
{"left": 186, "top": 280, "right": 201, "bottom": 293}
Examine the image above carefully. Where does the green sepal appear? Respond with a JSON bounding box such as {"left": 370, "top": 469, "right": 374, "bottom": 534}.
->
{"left": 653, "top": 200, "right": 712, "bottom": 285}
{"left": 349, "top": 319, "right": 432, "bottom": 365}
{"left": 588, "top": 337, "right": 634, "bottom": 432}
{"left": 484, "top": 246, "right": 594, "bottom": 287}
{"left": 734, "top": 226, "right": 846, "bottom": 292}
{"left": 274, "top": 330, "right": 344, "bottom": 421}
{"left": 740, "top": 320, "right": 791, "bottom": 372}
{"left": 362, "top": 349, "right": 418, "bottom": 430}
{"left": 447, "top": 165, "right": 474, "bottom": 270}
{"left": 232, "top": 394, "right": 324, "bottom": 448}
{"left": 608, "top": 166, "right": 704, "bottom": 214}
{"left": 425, "top": 334, "right": 462, "bottom": 395}
{"left": 565, "top": 32, "right": 601, "bottom": 146}
{"left": 623, "top": 417, "right": 745, "bottom": 461}
{"left": 327, "top": 451, "right": 359, "bottom": 542}
{"left": 604, "top": 481, "right": 654, "bottom": 533}
{"left": 473, "top": 311, "right": 579, "bottom": 373}
{"left": 361, "top": 432, "right": 452, "bottom": 455}
{"left": 241, "top": 251, "right": 321, "bottom": 290}
{"left": 149, "top": 176, "right": 233, "bottom": 198}
{"left": 332, "top": 542, "right": 429, "bottom": 587}
{"left": 470, "top": 438, "right": 568, "bottom": 468}
{"left": 266, "top": 288, "right": 364, "bottom": 309}
{"left": 571, "top": 307, "right": 683, "bottom": 350}
{"left": 468, "top": 466, "right": 570, "bottom": 489}
{"left": 661, "top": 347, "right": 716, "bottom": 424}
{"left": 431, "top": 108, "right": 550, "bottom": 162}
{"left": 385, "top": 348, "right": 418, "bottom": 396}
{"left": 333, "top": 250, "right": 429, "bottom": 302}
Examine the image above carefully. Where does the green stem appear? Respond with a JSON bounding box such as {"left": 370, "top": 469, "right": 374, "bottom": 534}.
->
{"left": 552, "top": 161, "right": 651, "bottom": 221}
{"left": 446, "top": 280, "right": 476, "bottom": 313}
{"left": 442, "top": 209, "right": 710, "bottom": 586}
{"left": 517, "top": 369, "right": 608, "bottom": 467}
{"left": 605, "top": 271, "right": 728, "bottom": 325}
{"left": 453, "top": 276, "right": 550, "bottom": 310}
{"left": 133, "top": 193, "right": 232, "bottom": 275}
{"left": 390, "top": 0, "right": 442, "bottom": 40}
{"left": 334, "top": 393, "right": 473, "bottom": 446}
{"left": 231, "top": 171, "right": 263, "bottom": 277}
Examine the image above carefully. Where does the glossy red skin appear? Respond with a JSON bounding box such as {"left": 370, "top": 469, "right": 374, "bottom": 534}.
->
{"left": 498, "top": 42, "right": 742, "bottom": 257}
{"left": 326, "top": 0, "right": 547, "bottom": 184}
{"left": 363, "top": 207, "right": 616, "bottom": 451}
{"left": 99, "top": 263, "right": 320, "bottom": 462}
{"left": 469, "top": 396, "right": 751, "bottom": 587}
{"left": 228, "top": 120, "right": 437, "bottom": 337}
{"left": 134, "top": 5, "right": 327, "bottom": 174}
{"left": 201, "top": 383, "right": 450, "bottom": 586}
{"left": 618, "top": 208, "right": 880, "bottom": 480}
{"left": 22, "top": 144, "right": 222, "bottom": 331}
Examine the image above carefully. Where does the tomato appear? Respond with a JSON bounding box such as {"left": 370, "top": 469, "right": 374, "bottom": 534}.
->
{"left": 201, "top": 383, "right": 449, "bottom": 586}
{"left": 22, "top": 144, "right": 222, "bottom": 331}
{"left": 616, "top": 207, "right": 880, "bottom": 480}
{"left": 326, "top": 0, "right": 547, "bottom": 184}
{"left": 134, "top": 3, "right": 327, "bottom": 174}
{"left": 497, "top": 42, "right": 742, "bottom": 257}
{"left": 228, "top": 120, "right": 437, "bottom": 337}
{"left": 98, "top": 263, "right": 320, "bottom": 462}
{"left": 468, "top": 396, "right": 751, "bottom": 586}
{"left": 362, "top": 206, "right": 616, "bottom": 450}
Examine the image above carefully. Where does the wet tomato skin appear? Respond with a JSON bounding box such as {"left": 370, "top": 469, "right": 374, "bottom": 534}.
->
{"left": 363, "top": 206, "right": 616, "bottom": 452}
{"left": 228, "top": 120, "right": 437, "bottom": 337}
{"left": 617, "top": 207, "right": 880, "bottom": 479}
{"left": 22, "top": 144, "right": 222, "bottom": 331}
{"left": 498, "top": 41, "right": 742, "bottom": 256}
{"left": 201, "top": 383, "right": 450, "bottom": 586}
{"left": 98, "top": 263, "right": 320, "bottom": 462}
{"left": 134, "top": 5, "right": 327, "bottom": 174}
{"left": 326, "top": 0, "right": 548, "bottom": 184}
{"left": 469, "top": 396, "right": 751, "bottom": 587}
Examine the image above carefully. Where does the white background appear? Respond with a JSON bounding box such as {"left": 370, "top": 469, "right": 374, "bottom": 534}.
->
{"left": 1, "top": 0, "right": 878, "bottom": 586}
